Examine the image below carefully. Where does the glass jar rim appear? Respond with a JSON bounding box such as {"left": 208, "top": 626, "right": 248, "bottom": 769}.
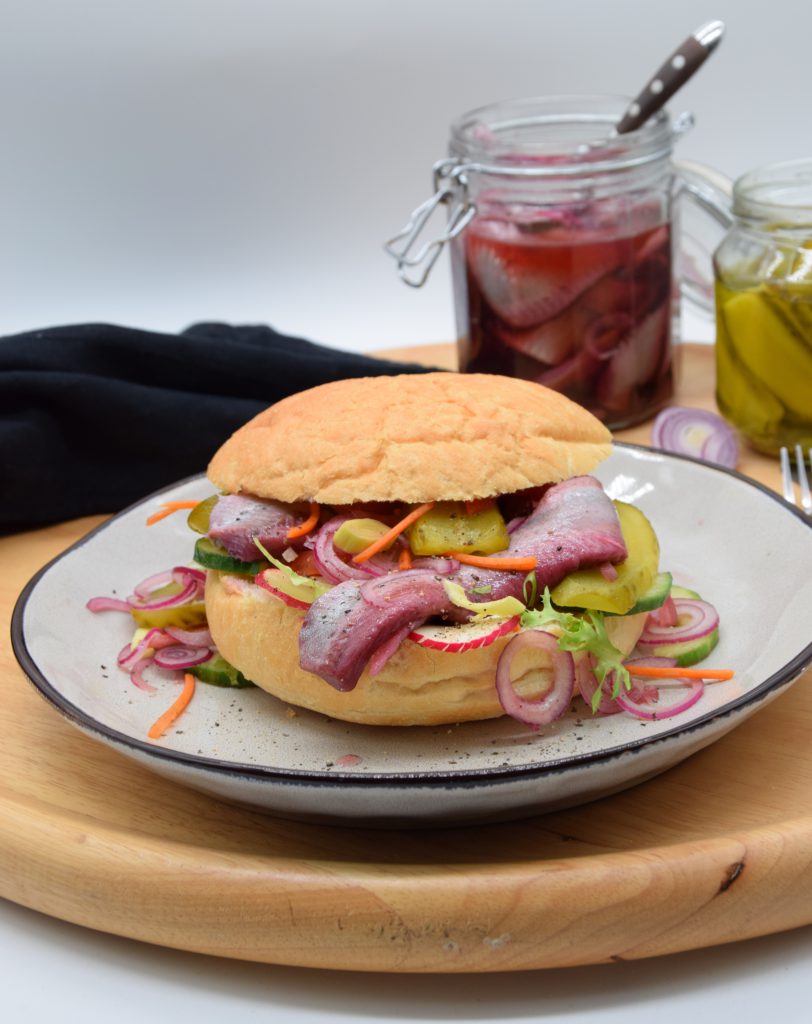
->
{"left": 448, "top": 93, "right": 674, "bottom": 177}
{"left": 733, "top": 158, "right": 812, "bottom": 226}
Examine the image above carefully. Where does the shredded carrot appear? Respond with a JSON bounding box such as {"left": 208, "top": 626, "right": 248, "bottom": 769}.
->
{"left": 286, "top": 501, "right": 320, "bottom": 540}
{"left": 146, "top": 501, "right": 200, "bottom": 526}
{"left": 449, "top": 552, "right": 538, "bottom": 572}
{"left": 398, "top": 546, "right": 413, "bottom": 570}
{"left": 627, "top": 666, "right": 734, "bottom": 681}
{"left": 147, "top": 673, "right": 196, "bottom": 739}
{"left": 353, "top": 502, "right": 435, "bottom": 563}
{"left": 464, "top": 498, "right": 496, "bottom": 516}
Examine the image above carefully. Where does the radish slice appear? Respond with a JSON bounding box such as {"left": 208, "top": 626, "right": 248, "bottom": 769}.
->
{"left": 495, "top": 629, "right": 575, "bottom": 728}
{"left": 651, "top": 406, "right": 739, "bottom": 469}
{"left": 254, "top": 577, "right": 311, "bottom": 610}
{"left": 638, "top": 598, "right": 719, "bottom": 646}
{"left": 408, "top": 615, "right": 520, "bottom": 653}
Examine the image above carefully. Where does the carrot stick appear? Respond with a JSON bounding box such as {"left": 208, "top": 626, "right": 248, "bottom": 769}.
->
{"left": 398, "top": 546, "right": 413, "bottom": 570}
{"left": 146, "top": 501, "right": 200, "bottom": 526}
{"left": 286, "top": 501, "right": 320, "bottom": 540}
{"left": 627, "top": 666, "right": 734, "bottom": 681}
{"left": 147, "top": 673, "right": 196, "bottom": 739}
{"left": 353, "top": 502, "right": 435, "bottom": 563}
{"left": 450, "top": 552, "right": 538, "bottom": 572}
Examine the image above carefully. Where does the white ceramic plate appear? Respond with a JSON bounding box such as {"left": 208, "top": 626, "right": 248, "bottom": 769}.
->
{"left": 12, "top": 445, "right": 812, "bottom": 827}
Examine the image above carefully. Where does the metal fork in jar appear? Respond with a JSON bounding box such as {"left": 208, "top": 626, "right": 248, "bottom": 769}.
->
{"left": 780, "top": 445, "right": 812, "bottom": 515}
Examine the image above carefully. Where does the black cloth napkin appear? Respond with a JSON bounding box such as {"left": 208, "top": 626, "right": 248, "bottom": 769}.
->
{"left": 0, "top": 322, "right": 437, "bottom": 533}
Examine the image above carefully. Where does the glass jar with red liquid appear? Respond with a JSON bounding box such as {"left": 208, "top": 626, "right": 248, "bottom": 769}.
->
{"left": 388, "top": 95, "right": 732, "bottom": 429}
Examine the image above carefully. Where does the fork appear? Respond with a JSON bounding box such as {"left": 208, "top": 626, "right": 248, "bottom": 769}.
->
{"left": 780, "top": 445, "right": 812, "bottom": 515}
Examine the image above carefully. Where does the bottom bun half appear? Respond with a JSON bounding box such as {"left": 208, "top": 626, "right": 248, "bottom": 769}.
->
{"left": 205, "top": 572, "right": 647, "bottom": 727}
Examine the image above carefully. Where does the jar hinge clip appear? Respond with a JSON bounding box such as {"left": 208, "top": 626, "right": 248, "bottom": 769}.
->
{"left": 384, "top": 159, "right": 476, "bottom": 287}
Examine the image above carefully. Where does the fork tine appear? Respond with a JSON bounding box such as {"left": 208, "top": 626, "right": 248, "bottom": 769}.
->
{"left": 797, "top": 444, "right": 812, "bottom": 514}
{"left": 780, "top": 446, "right": 794, "bottom": 504}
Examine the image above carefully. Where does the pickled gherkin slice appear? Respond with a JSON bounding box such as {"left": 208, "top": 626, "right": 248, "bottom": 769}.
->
{"left": 333, "top": 518, "right": 392, "bottom": 555}
{"left": 407, "top": 501, "right": 510, "bottom": 556}
{"left": 187, "top": 494, "right": 219, "bottom": 534}
{"left": 720, "top": 290, "right": 810, "bottom": 419}
{"left": 189, "top": 654, "right": 255, "bottom": 688}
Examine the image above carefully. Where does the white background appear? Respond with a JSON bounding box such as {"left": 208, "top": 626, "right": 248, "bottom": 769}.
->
{"left": 0, "top": 0, "right": 809, "bottom": 352}
{"left": 4, "top": 2, "right": 812, "bottom": 1021}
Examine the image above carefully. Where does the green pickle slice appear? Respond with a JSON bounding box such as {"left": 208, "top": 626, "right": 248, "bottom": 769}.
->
{"left": 407, "top": 501, "right": 510, "bottom": 556}
{"left": 187, "top": 494, "right": 219, "bottom": 534}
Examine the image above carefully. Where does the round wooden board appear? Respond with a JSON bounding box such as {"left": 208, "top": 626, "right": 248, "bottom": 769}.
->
{"left": 3, "top": 344, "right": 812, "bottom": 973}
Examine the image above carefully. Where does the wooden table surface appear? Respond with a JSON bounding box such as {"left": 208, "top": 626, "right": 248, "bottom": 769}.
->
{"left": 2, "top": 343, "right": 811, "bottom": 973}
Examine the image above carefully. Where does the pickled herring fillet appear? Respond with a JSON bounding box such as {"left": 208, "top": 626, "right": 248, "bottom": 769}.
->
{"left": 299, "top": 571, "right": 450, "bottom": 692}
{"left": 452, "top": 475, "right": 628, "bottom": 613}
{"left": 466, "top": 228, "right": 622, "bottom": 329}
{"left": 208, "top": 494, "right": 302, "bottom": 561}
{"left": 298, "top": 477, "right": 627, "bottom": 690}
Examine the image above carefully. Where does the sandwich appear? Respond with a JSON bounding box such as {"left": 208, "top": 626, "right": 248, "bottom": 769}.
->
{"left": 192, "top": 371, "right": 679, "bottom": 726}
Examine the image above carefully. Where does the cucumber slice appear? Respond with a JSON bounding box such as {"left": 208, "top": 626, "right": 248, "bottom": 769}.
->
{"left": 624, "top": 571, "right": 673, "bottom": 615}
{"left": 188, "top": 654, "right": 255, "bottom": 688}
{"left": 194, "top": 537, "right": 266, "bottom": 575}
{"left": 670, "top": 584, "right": 701, "bottom": 600}
{"left": 645, "top": 628, "right": 719, "bottom": 667}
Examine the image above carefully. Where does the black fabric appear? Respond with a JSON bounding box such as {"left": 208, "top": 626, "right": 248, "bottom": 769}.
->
{"left": 0, "top": 322, "right": 437, "bottom": 533}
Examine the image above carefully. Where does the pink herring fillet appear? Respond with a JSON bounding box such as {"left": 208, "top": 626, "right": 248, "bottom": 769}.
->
{"left": 298, "top": 477, "right": 627, "bottom": 692}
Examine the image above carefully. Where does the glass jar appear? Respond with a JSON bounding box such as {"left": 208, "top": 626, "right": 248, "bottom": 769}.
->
{"left": 713, "top": 158, "right": 812, "bottom": 454}
{"left": 387, "top": 95, "right": 731, "bottom": 430}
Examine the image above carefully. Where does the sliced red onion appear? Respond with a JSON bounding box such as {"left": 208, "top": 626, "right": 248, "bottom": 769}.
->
{"left": 127, "top": 578, "right": 199, "bottom": 611}
{"left": 152, "top": 646, "right": 213, "bottom": 669}
{"left": 651, "top": 406, "right": 738, "bottom": 470}
{"left": 506, "top": 516, "right": 527, "bottom": 535}
{"left": 312, "top": 516, "right": 395, "bottom": 583}
{"left": 164, "top": 625, "right": 213, "bottom": 647}
{"left": 87, "top": 596, "right": 132, "bottom": 613}
{"left": 132, "top": 569, "right": 175, "bottom": 600}
{"left": 129, "top": 656, "right": 158, "bottom": 692}
{"left": 615, "top": 656, "right": 701, "bottom": 720}
{"left": 599, "top": 562, "right": 618, "bottom": 582}
{"left": 117, "top": 628, "right": 175, "bottom": 669}
{"left": 638, "top": 598, "right": 719, "bottom": 646}
{"left": 495, "top": 629, "right": 575, "bottom": 729}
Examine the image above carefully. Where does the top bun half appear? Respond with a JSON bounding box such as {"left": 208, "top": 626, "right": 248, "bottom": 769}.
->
{"left": 207, "top": 372, "right": 612, "bottom": 504}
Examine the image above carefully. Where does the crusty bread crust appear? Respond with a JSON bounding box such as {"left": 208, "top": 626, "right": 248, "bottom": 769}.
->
{"left": 207, "top": 372, "right": 612, "bottom": 504}
{"left": 205, "top": 572, "right": 647, "bottom": 727}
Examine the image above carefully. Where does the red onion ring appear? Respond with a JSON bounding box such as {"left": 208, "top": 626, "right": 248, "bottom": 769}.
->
{"left": 87, "top": 596, "right": 132, "bottom": 613}
{"left": 129, "top": 656, "right": 158, "bottom": 692}
{"left": 164, "top": 625, "right": 213, "bottom": 647}
{"left": 495, "top": 629, "right": 575, "bottom": 729}
{"left": 127, "top": 578, "right": 199, "bottom": 611}
{"left": 152, "top": 646, "right": 214, "bottom": 669}
{"left": 117, "top": 628, "right": 176, "bottom": 669}
{"left": 410, "top": 556, "right": 459, "bottom": 575}
{"left": 651, "top": 406, "right": 738, "bottom": 470}
{"left": 638, "top": 598, "right": 719, "bottom": 646}
{"left": 312, "top": 516, "right": 396, "bottom": 583}
{"left": 615, "top": 656, "right": 701, "bottom": 720}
